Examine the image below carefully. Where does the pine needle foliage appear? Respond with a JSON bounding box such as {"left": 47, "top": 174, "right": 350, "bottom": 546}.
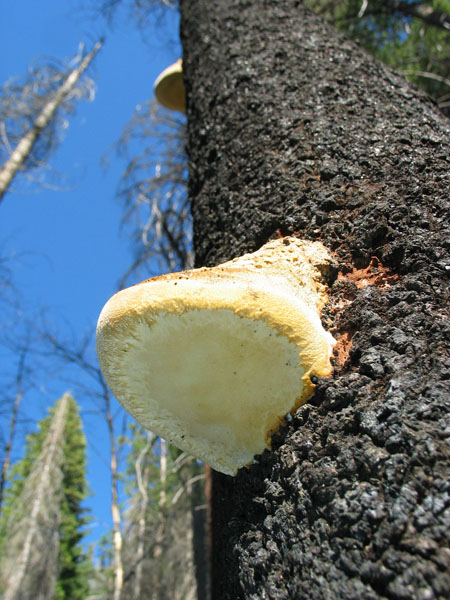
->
{"left": 55, "top": 397, "right": 91, "bottom": 600}
{"left": 0, "top": 394, "right": 91, "bottom": 600}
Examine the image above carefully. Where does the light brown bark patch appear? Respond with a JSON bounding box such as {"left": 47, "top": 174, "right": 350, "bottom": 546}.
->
{"left": 338, "top": 256, "right": 400, "bottom": 289}
{"left": 333, "top": 330, "right": 355, "bottom": 367}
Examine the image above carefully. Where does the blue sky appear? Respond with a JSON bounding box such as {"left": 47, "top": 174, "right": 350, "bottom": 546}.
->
{"left": 0, "top": 0, "right": 182, "bottom": 550}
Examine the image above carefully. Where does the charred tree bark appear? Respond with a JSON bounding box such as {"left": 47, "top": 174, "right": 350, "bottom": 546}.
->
{"left": 179, "top": 1, "right": 450, "bottom": 599}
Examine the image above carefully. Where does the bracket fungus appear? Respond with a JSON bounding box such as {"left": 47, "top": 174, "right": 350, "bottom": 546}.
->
{"left": 153, "top": 59, "right": 186, "bottom": 113}
{"left": 96, "top": 237, "right": 335, "bottom": 476}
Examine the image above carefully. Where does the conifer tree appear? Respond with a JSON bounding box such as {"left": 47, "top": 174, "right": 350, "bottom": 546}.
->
{"left": 0, "top": 40, "right": 102, "bottom": 203}
{"left": 55, "top": 396, "right": 91, "bottom": 600}
{"left": 0, "top": 393, "right": 90, "bottom": 600}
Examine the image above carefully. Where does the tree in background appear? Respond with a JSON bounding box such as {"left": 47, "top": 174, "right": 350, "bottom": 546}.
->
{"left": 96, "top": 0, "right": 177, "bottom": 30}
{"left": 0, "top": 259, "right": 36, "bottom": 507}
{"left": 55, "top": 396, "right": 92, "bottom": 600}
{"left": 41, "top": 332, "right": 125, "bottom": 600}
{"left": 0, "top": 334, "right": 32, "bottom": 508}
{"left": 304, "top": 0, "right": 450, "bottom": 115}
{"left": 0, "top": 40, "right": 102, "bottom": 203}
{"left": 0, "top": 393, "right": 90, "bottom": 600}
{"left": 110, "top": 99, "right": 191, "bottom": 287}
{"left": 89, "top": 423, "right": 202, "bottom": 600}
{"left": 119, "top": 424, "right": 202, "bottom": 600}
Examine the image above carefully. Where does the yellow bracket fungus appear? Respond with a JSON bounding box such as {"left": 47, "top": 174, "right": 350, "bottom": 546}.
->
{"left": 96, "top": 237, "right": 335, "bottom": 475}
{"left": 153, "top": 59, "right": 186, "bottom": 113}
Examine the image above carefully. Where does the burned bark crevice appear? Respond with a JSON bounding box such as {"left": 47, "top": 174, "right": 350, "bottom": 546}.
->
{"left": 180, "top": 1, "right": 450, "bottom": 598}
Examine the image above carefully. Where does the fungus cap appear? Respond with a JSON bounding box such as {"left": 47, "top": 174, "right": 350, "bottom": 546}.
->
{"left": 96, "top": 237, "right": 335, "bottom": 475}
{"left": 153, "top": 59, "right": 185, "bottom": 113}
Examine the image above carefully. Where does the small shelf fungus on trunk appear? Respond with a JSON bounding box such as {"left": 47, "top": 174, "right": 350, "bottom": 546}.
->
{"left": 153, "top": 59, "right": 186, "bottom": 113}
{"left": 96, "top": 237, "right": 335, "bottom": 475}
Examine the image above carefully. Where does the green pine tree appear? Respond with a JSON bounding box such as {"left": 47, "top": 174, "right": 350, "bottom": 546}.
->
{"left": 55, "top": 396, "right": 91, "bottom": 600}
{"left": 0, "top": 393, "right": 91, "bottom": 600}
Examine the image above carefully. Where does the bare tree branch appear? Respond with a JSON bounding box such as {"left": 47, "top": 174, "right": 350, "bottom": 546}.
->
{"left": 402, "top": 69, "right": 450, "bottom": 87}
{"left": 110, "top": 99, "right": 192, "bottom": 286}
{"left": 387, "top": 0, "right": 450, "bottom": 31}
{"left": 0, "top": 341, "right": 29, "bottom": 508}
{"left": 132, "top": 431, "right": 153, "bottom": 599}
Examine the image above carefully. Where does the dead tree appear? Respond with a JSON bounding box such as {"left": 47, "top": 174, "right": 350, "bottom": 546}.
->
{"left": 0, "top": 40, "right": 102, "bottom": 203}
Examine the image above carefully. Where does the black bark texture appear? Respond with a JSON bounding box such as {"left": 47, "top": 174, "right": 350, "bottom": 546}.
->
{"left": 179, "top": 1, "right": 450, "bottom": 598}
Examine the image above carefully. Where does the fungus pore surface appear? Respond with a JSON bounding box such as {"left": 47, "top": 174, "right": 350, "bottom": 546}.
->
{"left": 96, "top": 237, "right": 335, "bottom": 475}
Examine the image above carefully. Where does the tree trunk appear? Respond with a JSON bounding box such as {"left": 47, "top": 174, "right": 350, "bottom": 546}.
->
{"left": 0, "top": 39, "right": 102, "bottom": 204}
{"left": 106, "top": 396, "right": 124, "bottom": 600}
{"left": 1, "top": 394, "right": 69, "bottom": 600}
{"left": 179, "top": 1, "right": 450, "bottom": 599}
{"left": 132, "top": 432, "right": 152, "bottom": 600}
